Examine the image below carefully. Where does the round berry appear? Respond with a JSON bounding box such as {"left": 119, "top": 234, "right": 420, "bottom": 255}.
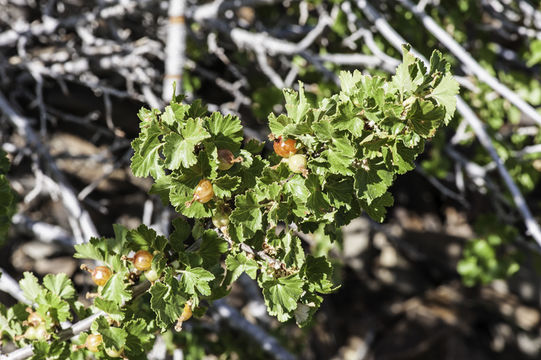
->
{"left": 179, "top": 303, "right": 192, "bottom": 322}
{"left": 217, "top": 149, "right": 242, "bottom": 170}
{"left": 85, "top": 333, "right": 103, "bottom": 352}
{"left": 175, "top": 302, "right": 193, "bottom": 331}
{"left": 273, "top": 138, "right": 297, "bottom": 158}
{"left": 193, "top": 179, "right": 214, "bottom": 204}
{"left": 34, "top": 324, "right": 49, "bottom": 341}
{"left": 92, "top": 266, "right": 112, "bottom": 287}
{"left": 288, "top": 154, "right": 308, "bottom": 176}
{"left": 133, "top": 250, "right": 153, "bottom": 271}
{"left": 24, "top": 326, "right": 37, "bottom": 340}
{"left": 144, "top": 269, "right": 159, "bottom": 282}
{"left": 212, "top": 208, "right": 231, "bottom": 228}
{"left": 105, "top": 347, "right": 123, "bottom": 358}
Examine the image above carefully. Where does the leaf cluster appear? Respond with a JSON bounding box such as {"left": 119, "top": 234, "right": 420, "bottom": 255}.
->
{"left": 1, "top": 47, "right": 458, "bottom": 359}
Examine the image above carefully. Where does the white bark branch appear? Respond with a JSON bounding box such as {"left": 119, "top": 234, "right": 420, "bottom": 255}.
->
{"left": 192, "top": 0, "right": 282, "bottom": 22}
{"left": 0, "top": 269, "right": 30, "bottom": 305}
{"left": 163, "top": 0, "right": 187, "bottom": 101}
{"left": 0, "top": 92, "right": 99, "bottom": 243}
{"left": 212, "top": 299, "right": 296, "bottom": 360}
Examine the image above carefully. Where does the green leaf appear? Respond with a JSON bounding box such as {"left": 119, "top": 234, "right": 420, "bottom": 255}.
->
{"left": 101, "top": 272, "right": 131, "bottom": 304}
{"left": 225, "top": 253, "right": 258, "bottom": 282}
{"left": 230, "top": 191, "right": 263, "bottom": 238}
{"left": 305, "top": 175, "right": 331, "bottom": 216}
{"left": 283, "top": 83, "right": 311, "bottom": 124}
{"left": 206, "top": 112, "right": 244, "bottom": 150}
{"left": 197, "top": 231, "right": 228, "bottom": 267}
{"left": 150, "top": 273, "right": 186, "bottom": 330}
{"left": 391, "top": 140, "right": 423, "bottom": 174}
{"left": 354, "top": 163, "right": 394, "bottom": 204}
{"left": 325, "top": 136, "right": 355, "bottom": 175}
{"left": 128, "top": 224, "right": 167, "bottom": 252}
{"left": 262, "top": 274, "right": 304, "bottom": 322}
{"left": 124, "top": 318, "right": 155, "bottom": 359}
{"left": 324, "top": 176, "right": 353, "bottom": 208}
{"left": 170, "top": 217, "right": 191, "bottom": 253}
{"left": 312, "top": 119, "right": 335, "bottom": 141}
{"left": 407, "top": 99, "right": 445, "bottom": 138}
{"left": 20, "top": 272, "right": 43, "bottom": 303}
{"left": 110, "top": 224, "right": 129, "bottom": 254}
{"left": 93, "top": 298, "right": 124, "bottom": 322}
{"left": 429, "top": 73, "right": 459, "bottom": 124}
{"left": 74, "top": 237, "right": 106, "bottom": 262}
{"left": 332, "top": 100, "right": 364, "bottom": 137}
{"left": 130, "top": 121, "right": 164, "bottom": 179}
{"left": 162, "top": 102, "right": 189, "bottom": 127}
{"left": 31, "top": 340, "right": 69, "bottom": 359}
{"left": 284, "top": 176, "right": 310, "bottom": 203}
{"left": 163, "top": 118, "right": 210, "bottom": 169}
{"left": 302, "top": 256, "right": 335, "bottom": 294}
{"left": 42, "top": 274, "right": 75, "bottom": 301}
{"left": 36, "top": 292, "right": 71, "bottom": 323}
{"left": 244, "top": 139, "right": 265, "bottom": 154}
{"left": 180, "top": 267, "right": 215, "bottom": 296}
{"left": 268, "top": 113, "right": 290, "bottom": 136}
{"left": 213, "top": 175, "right": 241, "bottom": 198}
{"left": 392, "top": 45, "right": 417, "bottom": 98}
{"left": 95, "top": 315, "right": 127, "bottom": 350}
{"left": 361, "top": 192, "right": 394, "bottom": 222}
{"left": 339, "top": 70, "right": 363, "bottom": 95}
{"left": 281, "top": 232, "right": 305, "bottom": 268}
{"left": 169, "top": 181, "right": 213, "bottom": 218}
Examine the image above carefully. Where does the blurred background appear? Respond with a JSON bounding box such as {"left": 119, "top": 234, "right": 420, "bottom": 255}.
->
{"left": 1, "top": 0, "right": 541, "bottom": 359}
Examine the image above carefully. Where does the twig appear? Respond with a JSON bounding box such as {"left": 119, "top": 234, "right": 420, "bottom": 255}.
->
{"left": 228, "top": 11, "right": 332, "bottom": 55}
{"left": 11, "top": 214, "right": 74, "bottom": 247}
{"left": 211, "top": 299, "right": 296, "bottom": 360}
{"left": 514, "top": 144, "right": 541, "bottom": 157}
{"left": 414, "top": 167, "right": 469, "bottom": 208}
{"left": 316, "top": 53, "right": 395, "bottom": 71}
{"left": 0, "top": 269, "right": 30, "bottom": 305}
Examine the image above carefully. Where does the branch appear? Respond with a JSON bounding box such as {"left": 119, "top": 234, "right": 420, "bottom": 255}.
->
{"left": 0, "top": 269, "right": 30, "bottom": 305}
{"left": 163, "top": 0, "right": 187, "bottom": 101}
{"left": 191, "top": 0, "right": 282, "bottom": 22}
{"left": 228, "top": 11, "right": 332, "bottom": 56}
{"left": 11, "top": 214, "right": 75, "bottom": 247}
{"left": 396, "top": 0, "right": 541, "bottom": 126}
{"left": 455, "top": 96, "right": 541, "bottom": 244}
{"left": 211, "top": 299, "right": 296, "bottom": 360}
